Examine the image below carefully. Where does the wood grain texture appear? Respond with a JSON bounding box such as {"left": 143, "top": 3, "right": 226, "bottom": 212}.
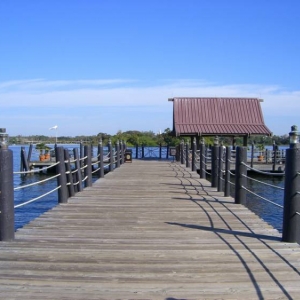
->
{"left": 0, "top": 160, "right": 299, "bottom": 299}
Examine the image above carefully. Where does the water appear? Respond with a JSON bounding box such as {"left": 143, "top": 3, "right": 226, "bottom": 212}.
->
{"left": 246, "top": 175, "right": 284, "bottom": 232}
{"left": 9, "top": 145, "right": 286, "bottom": 232}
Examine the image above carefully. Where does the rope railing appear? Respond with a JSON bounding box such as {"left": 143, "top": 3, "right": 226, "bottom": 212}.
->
{"left": 177, "top": 141, "right": 300, "bottom": 244}
{"left": 0, "top": 141, "right": 126, "bottom": 241}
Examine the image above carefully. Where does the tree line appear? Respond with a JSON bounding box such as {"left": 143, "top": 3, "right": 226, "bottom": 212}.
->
{"left": 9, "top": 129, "right": 289, "bottom": 147}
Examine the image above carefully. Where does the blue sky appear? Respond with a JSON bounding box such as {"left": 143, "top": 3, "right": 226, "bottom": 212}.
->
{"left": 1, "top": 0, "right": 299, "bottom": 137}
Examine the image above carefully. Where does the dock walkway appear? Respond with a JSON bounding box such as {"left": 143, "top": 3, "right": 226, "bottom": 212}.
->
{"left": 0, "top": 160, "right": 299, "bottom": 299}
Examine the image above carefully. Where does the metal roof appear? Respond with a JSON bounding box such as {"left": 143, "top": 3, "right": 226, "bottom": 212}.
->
{"left": 169, "top": 97, "right": 272, "bottom": 136}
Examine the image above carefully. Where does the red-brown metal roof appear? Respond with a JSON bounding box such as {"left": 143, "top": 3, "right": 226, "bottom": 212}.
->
{"left": 169, "top": 97, "right": 272, "bottom": 136}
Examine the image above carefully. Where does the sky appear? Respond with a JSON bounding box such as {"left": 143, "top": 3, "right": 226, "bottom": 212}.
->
{"left": 0, "top": 0, "right": 299, "bottom": 137}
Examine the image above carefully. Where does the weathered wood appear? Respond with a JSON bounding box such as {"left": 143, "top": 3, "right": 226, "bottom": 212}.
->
{"left": 0, "top": 160, "right": 299, "bottom": 299}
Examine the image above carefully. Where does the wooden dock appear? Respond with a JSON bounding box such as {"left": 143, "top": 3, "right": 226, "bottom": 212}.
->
{"left": 0, "top": 160, "right": 299, "bottom": 299}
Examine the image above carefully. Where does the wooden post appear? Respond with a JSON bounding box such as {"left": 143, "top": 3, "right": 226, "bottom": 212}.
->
{"left": 250, "top": 142, "right": 254, "bottom": 168}
{"left": 200, "top": 139, "right": 206, "bottom": 179}
{"left": 192, "top": 139, "right": 196, "bottom": 171}
{"left": 55, "top": 146, "right": 68, "bottom": 204}
{"left": 98, "top": 139, "right": 104, "bottom": 178}
{"left": 0, "top": 128, "right": 15, "bottom": 241}
{"left": 135, "top": 144, "right": 138, "bottom": 159}
{"left": 27, "top": 143, "right": 33, "bottom": 163}
{"left": 21, "top": 146, "right": 29, "bottom": 172}
{"left": 180, "top": 140, "right": 184, "bottom": 164}
{"left": 159, "top": 143, "right": 162, "bottom": 159}
{"left": 80, "top": 142, "right": 84, "bottom": 169}
{"left": 142, "top": 144, "right": 145, "bottom": 158}
{"left": 185, "top": 142, "right": 190, "bottom": 168}
{"left": 84, "top": 145, "right": 93, "bottom": 187}
{"left": 282, "top": 142, "right": 300, "bottom": 243}
{"left": 211, "top": 145, "right": 219, "bottom": 188}
{"left": 234, "top": 146, "right": 247, "bottom": 205}
{"left": 272, "top": 141, "right": 276, "bottom": 172}
{"left": 73, "top": 148, "right": 83, "bottom": 192}
{"left": 64, "top": 149, "right": 75, "bottom": 198}
{"left": 166, "top": 145, "right": 169, "bottom": 159}
{"left": 218, "top": 145, "right": 224, "bottom": 192}
{"left": 108, "top": 139, "right": 113, "bottom": 172}
{"left": 224, "top": 146, "right": 231, "bottom": 197}
{"left": 116, "top": 141, "right": 120, "bottom": 168}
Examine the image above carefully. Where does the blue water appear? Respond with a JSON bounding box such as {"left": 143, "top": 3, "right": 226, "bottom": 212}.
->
{"left": 9, "top": 145, "right": 285, "bottom": 232}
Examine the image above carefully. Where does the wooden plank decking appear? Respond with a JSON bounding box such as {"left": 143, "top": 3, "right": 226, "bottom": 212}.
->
{"left": 0, "top": 160, "right": 299, "bottom": 299}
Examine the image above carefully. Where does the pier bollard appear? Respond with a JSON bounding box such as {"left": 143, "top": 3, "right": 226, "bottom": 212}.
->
{"left": 116, "top": 141, "right": 120, "bottom": 168}
{"left": 211, "top": 145, "right": 219, "bottom": 188}
{"left": 250, "top": 142, "right": 254, "bottom": 168}
{"left": 55, "top": 146, "right": 68, "bottom": 204}
{"left": 234, "top": 146, "right": 247, "bottom": 205}
{"left": 282, "top": 125, "right": 300, "bottom": 243}
{"left": 64, "top": 149, "right": 75, "bottom": 198}
{"left": 80, "top": 142, "right": 84, "bottom": 169}
{"left": 135, "top": 144, "right": 138, "bottom": 159}
{"left": 185, "top": 142, "right": 190, "bottom": 168}
{"left": 0, "top": 128, "right": 15, "bottom": 241}
{"left": 159, "top": 143, "right": 162, "bottom": 159}
{"left": 217, "top": 145, "right": 224, "bottom": 192}
{"left": 84, "top": 145, "right": 93, "bottom": 187}
{"left": 200, "top": 139, "right": 206, "bottom": 179}
{"left": 98, "top": 139, "right": 104, "bottom": 178}
{"left": 224, "top": 146, "right": 231, "bottom": 197}
{"left": 180, "top": 140, "right": 184, "bottom": 164}
{"left": 73, "top": 148, "right": 83, "bottom": 192}
{"left": 192, "top": 139, "right": 196, "bottom": 172}
{"left": 108, "top": 139, "right": 114, "bottom": 172}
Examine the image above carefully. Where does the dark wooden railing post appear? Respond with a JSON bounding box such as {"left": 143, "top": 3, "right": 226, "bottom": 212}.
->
{"left": 200, "top": 138, "right": 206, "bottom": 179}
{"left": 98, "top": 139, "right": 104, "bottom": 178}
{"left": 108, "top": 139, "right": 114, "bottom": 172}
{"left": 166, "top": 144, "right": 169, "bottom": 159}
{"left": 282, "top": 126, "right": 300, "bottom": 243}
{"left": 55, "top": 146, "right": 68, "bottom": 204}
{"left": 116, "top": 140, "right": 120, "bottom": 169}
{"left": 84, "top": 145, "right": 92, "bottom": 187}
{"left": 121, "top": 141, "right": 126, "bottom": 164}
{"left": 0, "top": 128, "right": 15, "bottom": 241}
{"left": 80, "top": 141, "right": 84, "bottom": 169}
{"left": 185, "top": 142, "right": 190, "bottom": 168}
{"left": 73, "top": 148, "right": 83, "bottom": 192}
{"left": 251, "top": 142, "right": 254, "bottom": 168}
{"left": 218, "top": 145, "right": 224, "bottom": 192}
{"left": 192, "top": 139, "right": 196, "bottom": 172}
{"left": 135, "top": 144, "right": 138, "bottom": 159}
{"left": 180, "top": 140, "right": 184, "bottom": 164}
{"left": 211, "top": 138, "right": 219, "bottom": 187}
{"left": 234, "top": 146, "right": 247, "bottom": 205}
{"left": 224, "top": 146, "right": 231, "bottom": 197}
{"left": 64, "top": 149, "right": 75, "bottom": 198}
{"left": 159, "top": 143, "right": 162, "bottom": 159}
{"left": 142, "top": 144, "right": 145, "bottom": 158}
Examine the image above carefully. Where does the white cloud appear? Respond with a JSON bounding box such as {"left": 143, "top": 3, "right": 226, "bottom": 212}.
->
{"left": 0, "top": 78, "right": 299, "bottom": 136}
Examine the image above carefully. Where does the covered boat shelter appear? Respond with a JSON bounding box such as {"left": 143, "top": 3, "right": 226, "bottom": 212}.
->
{"left": 168, "top": 97, "right": 272, "bottom": 146}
